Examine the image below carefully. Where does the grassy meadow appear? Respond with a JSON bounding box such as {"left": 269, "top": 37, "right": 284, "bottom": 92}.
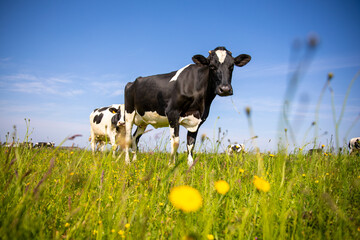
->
{"left": 1, "top": 46, "right": 359, "bottom": 239}
{"left": 1, "top": 143, "right": 360, "bottom": 239}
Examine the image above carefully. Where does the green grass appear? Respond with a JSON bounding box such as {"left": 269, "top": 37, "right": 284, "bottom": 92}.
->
{"left": 1, "top": 145, "right": 359, "bottom": 239}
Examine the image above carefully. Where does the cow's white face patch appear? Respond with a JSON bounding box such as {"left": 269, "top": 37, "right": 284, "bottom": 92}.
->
{"left": 170, "top": 64, "right": 191, "bottom": 82}
{"left": 215, "top": 50, "right": 227, "bottom": 64}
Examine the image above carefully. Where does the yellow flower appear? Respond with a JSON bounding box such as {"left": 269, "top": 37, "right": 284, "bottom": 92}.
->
{"left": 328, "top": 72, "right": 334, "bottom": 80}
{"left": 108, "top": 195, "right": 114, "bottom": 202}
{"left": 169, "top": 185, "right": 203, "bottom": 213}
{"left": 93, "top": 230, "right": 98, "bottom": 235}
{"left": 125, "top": 223, "right": 130, "bottom": 229}
{"left": 269, "top": 154, "right": 275, "bottom": 157}
{"left": 207, "top": 234, "right": 215, "bottom": 240}
{"left": 69, "top": 172, "right": 74, "bottom": 176}
{"left": 239, "top": 168, "right": 245, "bottom": 173}
{"left": 159, "top": 202, "right": 164, "bottom": 206}
{"left": 214, "top": 180, "right": 230, "bottom": 195}
{"left": 64, "top": 222, "right": 70, "bottom": 228}
{"left": 98, "top": 220, "right": 102, "bottom": 225}
{"left": 253, "top": 176, "right": 270, "bottom": 192}
{"left": 321, "top": 144, "right": 325, "bottom": 148}
{"left": 183, "top": 234, "right": 197, "bottom": 240}
{"left": 302, "top": 174, "right": 306, "bottom": 177}
{"left": 118, "top": 230, "right": 125, "bottom": 235}
{"left": 315, "top": 180, "right": 319, "bottom": 184}
{"left": 111, "top": 229, "right": 116, "bottom": 233}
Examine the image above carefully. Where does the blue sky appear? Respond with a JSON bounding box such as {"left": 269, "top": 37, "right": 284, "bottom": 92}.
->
{"left": 1, "top": 0, "right": 359, "bottom": 152}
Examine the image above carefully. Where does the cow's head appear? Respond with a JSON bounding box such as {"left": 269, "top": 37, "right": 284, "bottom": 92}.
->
{"left": 192, "top": 46, "right": 251, "bottom": 96}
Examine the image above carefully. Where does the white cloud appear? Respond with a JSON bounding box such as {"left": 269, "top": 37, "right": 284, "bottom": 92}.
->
{"left": 90, "top": 80, "right": 126, "bottom": 96}
{"left": 0, "top": 73, "right": 84, "bottom": 97}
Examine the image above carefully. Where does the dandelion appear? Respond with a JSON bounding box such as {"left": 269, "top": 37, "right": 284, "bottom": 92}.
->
{"left": 65, "top": 223, "right": 70, "bottom": 228}
{"left": 207, "top": 234, "right": 215, "bottom": 240}
{"left": 111, "top": 229, "right": 116, "bottom": 233}
{"left": 118, "top": 230, "right": 125, "bottom": 235}
{"left": 69, "top": 172, "right": 74, "bottom": 176}
{"left": 98, "top": 220, "right": 102, "bottom": 225}
{"left": 239, "top": 168, "right": 245, "bottom": 174}
{"left": 201, "top": 133, "right": 207, "bottom": 142}
{"left": 93, "top": 230, "right": 98, "bottom": 235}
{"left": 321, "top": 144, "right": 325, "bottom": 148}
{"left": 328, "top": 72, "right": 334, "bottom": 81}
{"left": 315, "top": 180, "right": 319, "bottom": 184}
{"left": 183, "top": 234, "right": 197, "bottom": 240}
{"left": 269, "top": 154, "right": 275, "bottom": 157}
{"left": 159, "top": 202, "right": 164, "bottom": 206}
{"left": 125, "top": 223, "right": 130, "bottom": 229}
{"left": 215, "top": 180, "right": 230, "bottom": 195}
{"left": 253, "top": 176, "right": 270, "bottom": 192}
{"left": 302, "top": 174, "right": 306, "bottom": 177}
{"left": 169, "top": 185, "right": 203, "bottom": 213}
{"left": 109, "top": 195, "right": 114, "bottom": 202}
{"left": 70, "top": 151, "right": 74, "bottom": 155}
{"left": 326, "top": 173, "right": 329, "bottom": 176}
{"left": 245, "top": 106, "right": 251, "bottom": 117}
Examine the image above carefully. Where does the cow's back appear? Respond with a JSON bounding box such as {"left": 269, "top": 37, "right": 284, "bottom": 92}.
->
{"left": 126, "top": 73, "right": 176, "bottom": 116}
{"left": 90, "top": 108, "right": 117, "bottom": 136}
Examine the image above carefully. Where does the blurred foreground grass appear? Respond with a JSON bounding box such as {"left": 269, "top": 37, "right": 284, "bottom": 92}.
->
{"left": 1, "top": 146, "right": 359, "bottom": 239}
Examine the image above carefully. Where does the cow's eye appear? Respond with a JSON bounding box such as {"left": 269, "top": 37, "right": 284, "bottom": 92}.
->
{"left": 209, "top": 65, "right": 217, "bottom": 70}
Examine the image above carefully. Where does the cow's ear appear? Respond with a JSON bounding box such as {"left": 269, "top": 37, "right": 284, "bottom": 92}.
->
{"left": 192, "top": 54, "right": 209, "bottom": 65}
{"left": 108, "top": 107, "right": 118, "bottom": 114}
{"left": 234, "top": 54, "right": 251, "bottom": 67}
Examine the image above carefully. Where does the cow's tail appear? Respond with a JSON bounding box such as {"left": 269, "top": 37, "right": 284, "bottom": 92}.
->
{"left": 124, "top": 81, "right": 135, "bottom": 114}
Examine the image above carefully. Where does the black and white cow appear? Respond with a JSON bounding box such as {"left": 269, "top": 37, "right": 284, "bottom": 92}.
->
{"left": 124, "top": 47, "right": 251, "bottom": 165}
{"left": 90, "top": 104, "right": 126, "bottom": 154}
{"left": 34, "top": 142, "right": 55, "bottom": 148}
{"left": 349, "top": 137, "right": 360, "bottom": 154}
{"left": 226, "top": 143, "right": 245, "bottom": 155}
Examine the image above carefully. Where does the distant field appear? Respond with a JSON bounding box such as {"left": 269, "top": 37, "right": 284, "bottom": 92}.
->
{"left": 1, "top": 145, "right": 359, "bottom": 240}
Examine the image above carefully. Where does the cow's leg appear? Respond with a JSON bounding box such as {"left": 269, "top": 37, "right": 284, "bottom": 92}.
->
{"left": 110, "top": 130, "right": 117, "bottom": 157}
{"left": 167, "top": 111, "right": 180, "bottom": 165}
{"left": 169, "top": 126, "right": 180, "bottom": 165}
{"left": 100, "top": 141, "right": 106, "bottom": 152}
{"left": 124, "top": 111, "right": 135, "bottom": 164}
{"left": 187, "top": 130, "right": 198, "bottom": 166}
{"left": 90, "top": 128, "right": 96, "bottom": 153}
{"left": 131, "top": 125, "right": 147, "bottom": 161}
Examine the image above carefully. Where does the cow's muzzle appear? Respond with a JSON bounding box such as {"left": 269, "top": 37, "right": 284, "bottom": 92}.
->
{"left": 117, "top": 121, "right": 126, "bottom": 127}
{"left": 217, "top": 85, "right": 233, "bottom": 96}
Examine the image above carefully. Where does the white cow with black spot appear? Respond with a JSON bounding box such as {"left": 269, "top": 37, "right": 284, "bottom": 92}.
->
{"left": 89, "top": 104, "right": 126, "bottom": 154}
{"left": 348, "top": 137, "right": 360, "bottom": 154}
{"left": 226, "top": 143, "right": 245, "bottom": 155}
